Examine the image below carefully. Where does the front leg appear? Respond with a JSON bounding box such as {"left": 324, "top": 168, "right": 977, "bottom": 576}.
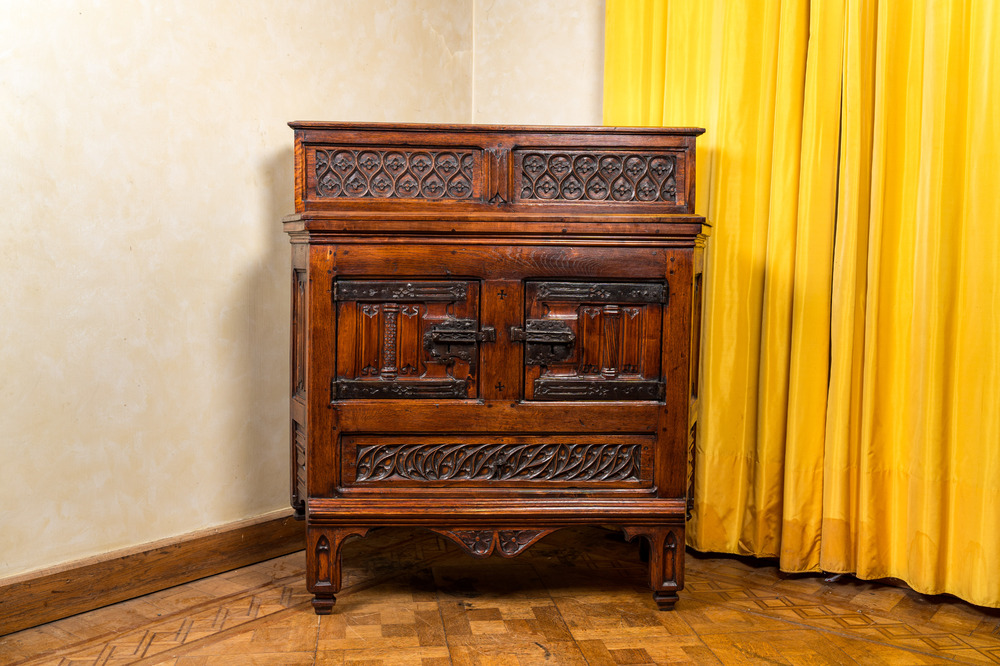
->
{"left": 622, "top": 525, "right": 684, "bottom": 610}
{"left": 307, "top": 526, "right": 371, "bottom": 613}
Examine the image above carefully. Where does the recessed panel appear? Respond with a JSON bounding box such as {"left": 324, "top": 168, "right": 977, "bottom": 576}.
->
{"left": 340, "top": 434, "right": 655, "bottom": 489}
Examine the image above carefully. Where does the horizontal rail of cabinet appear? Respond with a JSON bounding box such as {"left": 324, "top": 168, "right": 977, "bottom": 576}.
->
{"left": 306, "top": 496, "right": 687, "bottom": 525}
{"left": 327, "top": 401, "right": 662, "bottom": 433}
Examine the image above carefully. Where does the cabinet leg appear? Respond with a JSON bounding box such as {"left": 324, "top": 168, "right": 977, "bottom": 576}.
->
{"left": 311, "top": 594, "right": 337, "bottom": 614}
{"left": 622, "top": 525, "right": 684, "bottom": 611}
{"left": 307, "top": 526, "right": 370, "bottom": 614}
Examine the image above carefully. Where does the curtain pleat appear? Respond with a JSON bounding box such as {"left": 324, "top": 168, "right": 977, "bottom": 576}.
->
{"left": 604, "top": 0, "right": 1000, "bottom": 608}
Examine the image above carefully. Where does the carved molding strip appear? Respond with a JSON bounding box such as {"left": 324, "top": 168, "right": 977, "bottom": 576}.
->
{"left": 314, "top": 148, "right": 477, "bottom": 200}
{"left": 532, "top": 378, "right": 665, "bottom": 401}
{"left": 535, "top": 281, "right": 667, "bottom": 304}
{"left": 335, "top": 280, "right": 468, "bottom": 303}
{"left": 516, "top": 150, "right": 677, "bottom": 203}
{"left": 435, "top": 529, "right": 552, "bottom": 558}
{"left": 334, "top": 378, "right": 469, "bottom": 400}
{"left": 292, "top": 270, "right": 307, "bottom": 397}
{"left": 355, "top": 441, "right": 642, "bottom": 482}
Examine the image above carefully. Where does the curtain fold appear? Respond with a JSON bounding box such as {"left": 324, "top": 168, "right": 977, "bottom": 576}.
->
{"left": 604, "top": 0, "right": 1000, "bottom": 608}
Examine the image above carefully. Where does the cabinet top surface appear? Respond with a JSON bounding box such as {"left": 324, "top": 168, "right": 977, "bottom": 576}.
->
{"left": 289, "top": 121, "right": 705, "bottom": 136}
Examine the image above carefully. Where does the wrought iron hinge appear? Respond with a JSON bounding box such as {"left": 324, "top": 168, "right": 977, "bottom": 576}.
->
{"left": 509, "top": 319, "right": 576, "bottom": 364}
{"left": 509, "top": 320, "right": 576, "bottom": 344}
{"left": 424, "top": 320, "right": 495, "bottom": 363}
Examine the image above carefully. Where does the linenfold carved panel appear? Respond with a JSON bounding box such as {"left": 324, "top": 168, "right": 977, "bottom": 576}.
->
{"left": 523, "top": 281, "right": 665, "bottom": 401}
{"left": 314, "top": 148, "right": 478, "bottom": 200}
{"left": 334, "top": 279, "right": 480, "bottom": 399}
{"left": 516, "top": 150, "right": 678, "bottom": 203}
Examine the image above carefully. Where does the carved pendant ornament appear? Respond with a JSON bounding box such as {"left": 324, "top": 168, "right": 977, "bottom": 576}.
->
{"left": 435, "top": 529, "right": 552, "bottom": 558}
{"left": 355, "top": 441, "right": 642, "bottom": 482}
{"left": 517, "top": 150, "right": 677, "bottom": 203}
{"left": 314, "top": 148, "right": 476, "bottom": 200}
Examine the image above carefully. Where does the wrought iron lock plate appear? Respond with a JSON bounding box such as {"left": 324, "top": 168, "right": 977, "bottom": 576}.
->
{"left": 424, "top": 319, "right": 495, "bottom": 362}
{"left": 510, "top": 319, "right": 576, "bottom": 365}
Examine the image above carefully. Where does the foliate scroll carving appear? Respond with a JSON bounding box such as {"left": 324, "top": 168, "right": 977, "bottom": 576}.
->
{"left": 355, "top": 441, "right": 642, "bottom": 482}
{"left": 517, "top": 150, "right": 677, "bottom": 203}
{"left": 314, "top": 148, "right": 477, "bottom": 200}
{"left": 436, "top": 529, "right": 552, "bottom": 558}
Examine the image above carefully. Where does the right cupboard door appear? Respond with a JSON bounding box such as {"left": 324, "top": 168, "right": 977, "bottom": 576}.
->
{"left": 520, "top": 281, "right": 666, "bottom": 401}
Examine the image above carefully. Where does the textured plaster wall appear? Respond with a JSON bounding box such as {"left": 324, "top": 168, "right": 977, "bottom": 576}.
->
{"left": 0, "top": 0, "right": 603, "bottom": 579}
{"left": 472, "top": 0, "right": 605, "bottom": 125}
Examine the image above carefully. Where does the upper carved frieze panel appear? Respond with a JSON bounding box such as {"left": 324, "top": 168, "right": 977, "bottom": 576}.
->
{"left": 292, "top": 124, "right": 703, "bottom": 215}
{"left": 515, "top": 150, "right": 678, "bottom": 203}
{"left": 313, "top": 148, "right": 477, "bottom": 200}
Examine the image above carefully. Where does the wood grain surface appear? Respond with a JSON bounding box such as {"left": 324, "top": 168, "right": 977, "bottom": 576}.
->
{"left": 0, "top": 511, "right": 305, "bottom": 637}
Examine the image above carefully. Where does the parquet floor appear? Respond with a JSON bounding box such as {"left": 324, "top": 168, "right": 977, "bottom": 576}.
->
{"left": 3, "top": 527, "right": 999, "bottom": 665}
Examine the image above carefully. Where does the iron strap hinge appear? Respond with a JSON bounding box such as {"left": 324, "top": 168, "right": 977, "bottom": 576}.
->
{"left": 508, "top": 320, "right": 576, "bottom": 344}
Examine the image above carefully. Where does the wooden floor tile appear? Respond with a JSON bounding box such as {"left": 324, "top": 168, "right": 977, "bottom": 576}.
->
{"left": 3, "top": 527, "right": 999, "bottom": 665}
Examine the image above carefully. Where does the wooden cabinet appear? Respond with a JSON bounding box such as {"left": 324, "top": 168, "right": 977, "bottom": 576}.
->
{"left": 283, "top": 122, "right": 708, "bottom": 612}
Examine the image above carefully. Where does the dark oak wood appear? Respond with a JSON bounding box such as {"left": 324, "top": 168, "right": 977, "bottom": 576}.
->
{"left": 284, "top": 122, "right": 708, "bottom": 611}
{"left": 0, "top": 512, "right": 305, "bottom": 636}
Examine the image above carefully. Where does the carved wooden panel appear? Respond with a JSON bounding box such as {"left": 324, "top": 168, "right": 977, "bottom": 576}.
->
{"left": 291, "top": 269, "right": 307, "bottom": 399}
{"left": 522, "top": 281, "right": 665, "bottom": 401}
{"left": 341, "top": 434, "right": 654, "bottom": 488}
{"left": 515, "top": 150, "right": 679, "bottom": 203}
{"left": 291, "top": 421, "right": 306, "bottom": 516}
{"left": 334, "top": 279, "right": 480, "bottom": 399}
{"left": 434, "top": 529, "right": 553, "bottom": 558}
{"left": 312, "top": 148, "right": 479, "bottom": 200}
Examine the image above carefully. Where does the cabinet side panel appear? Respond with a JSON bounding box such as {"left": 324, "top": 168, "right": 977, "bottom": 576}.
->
{"left": 657, "top": 250, "right": 694, "bottom": 497}
{"left": 308, "top": 245, "right": 338, "bottom": 497}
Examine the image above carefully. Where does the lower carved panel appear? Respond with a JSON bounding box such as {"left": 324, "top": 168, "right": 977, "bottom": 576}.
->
{"left": 435, "top": 529, "right": 553, "bottom": 558}
{"left": 341, "top": 434, "right": 654, "bottom": 487}
{"left": 357, "top": 442, "right": 641, "bottom": 482}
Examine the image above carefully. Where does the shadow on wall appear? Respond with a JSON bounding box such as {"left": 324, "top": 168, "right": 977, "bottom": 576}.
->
{"left": 234, "top": 146, "right": 296, "bottom": 516}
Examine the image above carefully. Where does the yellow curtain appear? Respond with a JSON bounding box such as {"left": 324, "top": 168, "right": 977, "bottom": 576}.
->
{"left": 605, "top": 0, "right": 1000, "bottom": 608}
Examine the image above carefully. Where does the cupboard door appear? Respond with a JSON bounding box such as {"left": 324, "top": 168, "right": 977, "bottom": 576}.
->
{"left": 333, "top": 280, "right": 485, "bottom": 399}
{"left": 520, "top": 281, "right": 665, "bottom": 401}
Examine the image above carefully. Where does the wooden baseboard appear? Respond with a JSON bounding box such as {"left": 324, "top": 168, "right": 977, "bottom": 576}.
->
{"left": 0, "top": 510, "right": 305, "bottom": 637}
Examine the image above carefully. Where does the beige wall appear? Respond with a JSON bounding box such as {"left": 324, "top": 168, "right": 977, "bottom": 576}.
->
{"left": 472, "top": 0, "right": 605, "bottom": 125}
{"left": 0, "top": 0, "right": 603, "bottom": 579}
